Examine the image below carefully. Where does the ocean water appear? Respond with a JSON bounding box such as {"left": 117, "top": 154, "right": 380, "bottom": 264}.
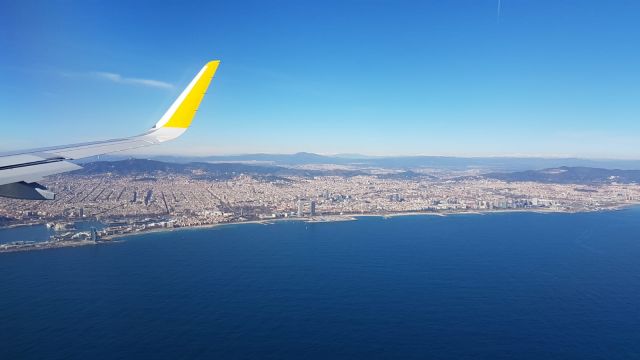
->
{"left": 2, "top": 209, "right": 640, "bottom": 359}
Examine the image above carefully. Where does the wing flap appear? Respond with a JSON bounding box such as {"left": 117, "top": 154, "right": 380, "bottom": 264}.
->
{"left": 0, "top": 154, "right": 47, "bottom": 167}
{"left": 0, "top": 159, "right": 82, "bottom": 186}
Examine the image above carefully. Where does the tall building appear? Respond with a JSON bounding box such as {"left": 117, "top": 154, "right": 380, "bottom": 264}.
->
{"left": 297, "top": 199, "right": 304, "bottom": 217}
{"left": 310, "top": 200, "right": 316, "bottom": 216}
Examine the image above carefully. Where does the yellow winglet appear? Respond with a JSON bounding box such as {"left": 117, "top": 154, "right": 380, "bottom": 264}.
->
{"left": 154, "top": 60, "right": 220, "bottom": 129}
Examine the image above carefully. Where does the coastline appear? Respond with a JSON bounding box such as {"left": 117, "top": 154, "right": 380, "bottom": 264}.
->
{"left": 98, "top": 207, "right": 611, "bottom": 242}
{"left": 102, "top": 214, "right": 360, "bottom": 242}
{"left": 1, "top": 204, "right": 638, "bottom": 254}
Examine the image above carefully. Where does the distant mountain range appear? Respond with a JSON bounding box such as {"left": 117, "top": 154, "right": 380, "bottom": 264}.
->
{"left": 485, "top": 166, "right": 640, "bottom": 184}
{"left": 74, "top": 159, "right": 640, "bottom": 185}
{"left": 82, "top": 152, "right": 640, "bottom": 172}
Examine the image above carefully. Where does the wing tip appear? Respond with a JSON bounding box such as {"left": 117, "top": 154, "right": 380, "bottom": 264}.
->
{"left": 153, "top": 60, "right": 220, "bottom": 130}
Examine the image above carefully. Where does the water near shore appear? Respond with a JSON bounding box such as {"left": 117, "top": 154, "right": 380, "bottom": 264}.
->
{"left": 2, "top": 209, "right": 640, "bottom": 359}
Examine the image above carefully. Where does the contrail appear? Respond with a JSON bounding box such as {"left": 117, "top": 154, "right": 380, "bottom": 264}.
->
{"left": 497, "top": 0, "right": 502, "bottom": 22}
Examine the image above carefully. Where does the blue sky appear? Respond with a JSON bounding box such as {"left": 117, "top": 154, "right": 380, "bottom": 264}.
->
{"left": 1, "top": 0, "right": 639, "bottom": 158}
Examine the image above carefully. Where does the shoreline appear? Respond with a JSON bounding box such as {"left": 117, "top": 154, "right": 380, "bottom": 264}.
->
{"left": 1, "top": 204, "right": 638, "bottom": 254}
{"left": 82, "top": 207, "right": 617, "bottom": 242}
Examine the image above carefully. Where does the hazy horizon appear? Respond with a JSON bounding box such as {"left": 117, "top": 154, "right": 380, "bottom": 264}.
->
{"left": 106, "top": 150, "right": 640, "bottom": 162}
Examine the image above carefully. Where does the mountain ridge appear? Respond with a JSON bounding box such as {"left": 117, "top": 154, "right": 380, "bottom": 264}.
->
{"left": 73, "top": 159, "right": 640, "bottom": 184}
{"left": 485, "top": 166, "right": 640, "bottom": 184}
{"left": 80, "top": 153, "right": 640, "bottom": 171}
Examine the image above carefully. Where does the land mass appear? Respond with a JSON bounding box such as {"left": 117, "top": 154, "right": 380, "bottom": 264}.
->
{"left": 1, "top": 159, "right": 639, "bottom": 253}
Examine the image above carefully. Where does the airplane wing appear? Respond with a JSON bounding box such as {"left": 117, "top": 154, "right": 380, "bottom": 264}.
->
{"left": 0, "top": 60, "right": 220, "bottom": 200}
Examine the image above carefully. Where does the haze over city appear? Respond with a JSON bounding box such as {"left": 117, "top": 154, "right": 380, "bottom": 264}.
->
{"left": 2, "top": 0, "right": 640, "bottom": 158}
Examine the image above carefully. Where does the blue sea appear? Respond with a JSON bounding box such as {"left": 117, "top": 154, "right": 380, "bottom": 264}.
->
{"left": 2, "top": 209, "right": 640, "bottom": 359}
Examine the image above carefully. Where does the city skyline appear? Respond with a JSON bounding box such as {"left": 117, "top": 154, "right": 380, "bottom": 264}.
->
{"left": 2, "top": 1, "right": 640, "bottom": 158}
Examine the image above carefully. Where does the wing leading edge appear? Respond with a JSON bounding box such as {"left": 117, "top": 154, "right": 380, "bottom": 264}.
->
{"left": 0, "top": 60, "right": 220, "bottom": 200}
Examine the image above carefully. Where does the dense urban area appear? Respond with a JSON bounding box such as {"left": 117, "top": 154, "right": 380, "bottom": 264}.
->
{"left": 1, "top": 162, "right": 640, "bottom": 252}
